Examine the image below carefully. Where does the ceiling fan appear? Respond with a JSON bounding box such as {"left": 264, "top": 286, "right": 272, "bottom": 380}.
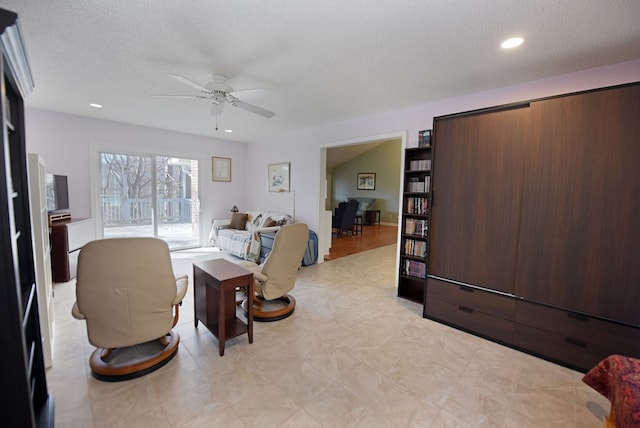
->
{"left": 153, "top": 73, "right": 275, "bottom": 120}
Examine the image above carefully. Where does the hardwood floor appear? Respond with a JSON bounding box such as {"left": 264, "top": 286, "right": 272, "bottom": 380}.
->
{"left": 324, "top": 224, "right": 398, "bottom": 261}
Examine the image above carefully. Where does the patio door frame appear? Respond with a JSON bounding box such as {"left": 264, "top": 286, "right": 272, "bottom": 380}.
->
{"left": 92, "top": 146, "right": 201, "bottom": 250}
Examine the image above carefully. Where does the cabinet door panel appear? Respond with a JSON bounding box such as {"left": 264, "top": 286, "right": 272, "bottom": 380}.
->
{"left": 515, "top": 84, "right": 640, "bottom": 325}
{"left": 429, "top": 106, "right": 530, "bottom": 293}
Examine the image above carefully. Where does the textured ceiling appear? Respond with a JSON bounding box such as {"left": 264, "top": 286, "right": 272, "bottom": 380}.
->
{"left": 2, "top": 0, "right": 640, "bottom": 143}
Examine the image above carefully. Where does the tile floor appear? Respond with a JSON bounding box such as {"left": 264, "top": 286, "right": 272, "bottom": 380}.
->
{"left": 47, "top": 244, "right": 610, "bottom": 427}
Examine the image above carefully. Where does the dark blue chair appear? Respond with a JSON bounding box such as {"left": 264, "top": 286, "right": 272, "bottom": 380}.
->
{"left": 332, "top": 199, "right": 358, "bottom": 237}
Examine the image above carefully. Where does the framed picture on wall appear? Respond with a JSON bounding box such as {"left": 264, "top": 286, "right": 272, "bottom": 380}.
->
{"left": 268, "top": 162, "right": 290, "bottom": 192}
{"left": 357, "top": 172, "right": 376, "bottom": 190}
{"left": 212, "top": 157, "right": 231, "bottom": 182}
{"left": 418, "top": 129, "right": 432, "bottom": 147}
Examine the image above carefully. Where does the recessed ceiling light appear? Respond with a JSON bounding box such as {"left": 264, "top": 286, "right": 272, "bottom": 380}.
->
{"left": 225, "top": 129, "right": 233, "bottom": 133}
{"left": 89, "top": 103, "right": 103, "bottom": 108}
{"left": 501, "top": 37, "right": 524, "bottom": 49}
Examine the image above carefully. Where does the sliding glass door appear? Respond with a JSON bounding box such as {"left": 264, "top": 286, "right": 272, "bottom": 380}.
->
{"left": 99, "top": 151, "right": 199, "bottom": 250}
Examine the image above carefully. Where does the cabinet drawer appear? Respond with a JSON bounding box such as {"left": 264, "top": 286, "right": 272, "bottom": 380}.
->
{"left": 516, "top": 300, "right": 640, "bottom": 358}
{"left": 513, "top": 324, "right": 610, "bottom": 372}
{"left": 426, "top": 297, "right": 514, "bottom": 344}
{"left": 427, "top": 278, "right": 515, "bottom": 320}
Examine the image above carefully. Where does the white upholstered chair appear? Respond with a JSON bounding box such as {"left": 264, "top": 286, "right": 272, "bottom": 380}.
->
{"left": 72, "top": 237, "right": 188, "bottom": 381}
{"left": 239, "top": 222, "right": 309, "bottom": 321}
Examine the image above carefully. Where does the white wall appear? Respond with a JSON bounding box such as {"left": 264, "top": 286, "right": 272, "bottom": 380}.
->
{"left": 24, "top": 109, "right": 248, "bottom": 245}
{"left": 249, "top": 59, "right": 640, "bottom": 252}
{"left": 24, "top": 59, "right": 640, "bottom": 250}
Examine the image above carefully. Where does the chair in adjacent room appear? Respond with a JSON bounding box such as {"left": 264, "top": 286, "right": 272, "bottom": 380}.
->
{"left": 332, "top": 199, "right": 358, "bottom": 237}
{"left": 72, "top": 237, "right": 188, "bottom": 381}
{"left": 332, "top": 201, "right": 346, "bottom": 232}
{"left": 239, "top": 222, "right": 309, "bottom": 321}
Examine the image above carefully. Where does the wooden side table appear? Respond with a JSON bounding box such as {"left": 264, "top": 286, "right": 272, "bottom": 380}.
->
{"left": 193, "top": 259, "right": 253, "bottom": 356}
{"left": 364, "top": 209, "right": 381, "bottom": 226}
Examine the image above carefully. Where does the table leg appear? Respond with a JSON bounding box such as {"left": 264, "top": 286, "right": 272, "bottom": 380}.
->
{"left": 247, "top": 275, "right": 254, "bottom": 344}
{"left": 218, "top": 283, "right": 225, "bottom": 356}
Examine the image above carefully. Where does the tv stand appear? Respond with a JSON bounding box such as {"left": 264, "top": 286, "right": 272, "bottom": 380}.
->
{"left": 48, "top": 211, "right": 71, "bottom": 224}
{"left": 50, "top": 218, "right": 95, "bottom": 282}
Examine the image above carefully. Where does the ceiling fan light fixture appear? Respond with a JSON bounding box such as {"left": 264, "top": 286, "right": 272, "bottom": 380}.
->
{"left": 158, "top": 73, "right": 276, "bottom": 119}
{"left": 501, "top": 37, "right": 524, "bottom": 49}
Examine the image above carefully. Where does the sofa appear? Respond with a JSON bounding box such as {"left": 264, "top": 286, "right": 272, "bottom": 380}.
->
{"left": 209, "top": 210, "right": 295, "bottom": 262}
{"left": 348, "top": 197, "right": 375, "bottom": 215}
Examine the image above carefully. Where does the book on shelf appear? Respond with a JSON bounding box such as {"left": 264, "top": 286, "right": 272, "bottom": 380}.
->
{"left": 404, "top": 218, "right": 428, "bottom": 236}
{"left": 406, "top": 176, "right": 430, "bottom": 193}
{"left": 408, "top": 159, "right": 431, "bottom": 171}
{"left": 404, "top": 238, "right": 427, "bottom": 258}
{"left": 405, "top": 197, "right": 429, "bottom": 215}
{"left": 402, "top": 259, "right": 426, "bottom": 278}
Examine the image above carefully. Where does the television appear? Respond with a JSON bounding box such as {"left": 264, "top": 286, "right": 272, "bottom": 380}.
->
{"left": 45, "top": 173, "right": 70, "bottom": 213}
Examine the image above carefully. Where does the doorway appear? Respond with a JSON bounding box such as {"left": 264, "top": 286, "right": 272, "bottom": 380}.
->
{"left": 99, "top": 151, "right": 199, "bottom": 250}
{"left": 320, "top": 132, "right": 405, "bottom": 260}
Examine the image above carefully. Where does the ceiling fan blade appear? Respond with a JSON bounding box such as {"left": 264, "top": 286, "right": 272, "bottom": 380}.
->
{"left": 167, "top": 73, "right": 210, "bottom": 93}
{"left": 229, "top": 88, "right": 268, "bottom": 100}
{"left": 151, "top": 94, "right": 206, "bottom": 99}
{"left": 231, "top": 99, "right": 275, "bottom": 118}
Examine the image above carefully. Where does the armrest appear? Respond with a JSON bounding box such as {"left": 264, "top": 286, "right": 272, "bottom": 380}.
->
{"left": 71, "top": 302, "right": 85, "bottom": 320}
{"left": 238, "top": 260, "right": 268, "bottom": 282}
{"left": 212, "top": 218, "right": 231, "bottom": 230}
{"left": 249, "top": 225, "right": 281, "bottom": 234}
{"left": 172, "top": 273, "right": 189, "bottom": 305}
{"left": 209, "top": 218, "right": 232, "bottom": 245}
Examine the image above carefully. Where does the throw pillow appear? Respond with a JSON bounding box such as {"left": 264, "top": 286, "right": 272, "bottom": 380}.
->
{"left": 264, "top": 218, "right": 277, "bottom": 227}
{"left": 230, "top": 212, "right": 248, "bottom": 230}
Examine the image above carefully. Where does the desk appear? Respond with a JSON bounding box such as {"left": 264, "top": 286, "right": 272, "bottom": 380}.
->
{"left": 364, "top": 210, "right": 381, "bottom": 226}
{"left": 193, "top": 259, "right": 253, "bottom": 356}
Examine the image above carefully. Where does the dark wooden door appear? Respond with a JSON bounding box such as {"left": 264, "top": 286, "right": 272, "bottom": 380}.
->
{"left": 515, "top": 83, "right": 640, "bottom": 325}
{"left": 429, "top": 105, "right": 531, "bottom": 294}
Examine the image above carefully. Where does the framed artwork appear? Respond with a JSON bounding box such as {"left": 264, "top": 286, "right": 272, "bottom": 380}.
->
{"left": 268, "top": 162, "right": 290, "bottom": 192}
{"left": 418, "top": 129, "right": 432, "bottom": 147}
{"left": 212, "top": 157, "right": 231, "bottom": 182}
{"left": 357, "top": 172, "right": 376, "bottom": 190}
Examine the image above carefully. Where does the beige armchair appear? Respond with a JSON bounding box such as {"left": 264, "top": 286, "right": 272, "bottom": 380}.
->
{"left": 240, "top": 222, "right": 309, "bottom": 321}
{"left": 72, "top": 237, "right": 188, "bottom": 381}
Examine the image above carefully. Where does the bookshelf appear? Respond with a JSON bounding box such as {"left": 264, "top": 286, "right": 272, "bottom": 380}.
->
{"left": 398, "top": 145, "right": 432, "bottom": 302}
{"left": 0, "top": 8, "right": 54, "bottom": 426}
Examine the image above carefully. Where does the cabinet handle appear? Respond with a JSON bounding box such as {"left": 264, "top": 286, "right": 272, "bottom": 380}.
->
{"left": 564, "top": 337, "right": 586, "bottom": 348}
{"left": 459, "top": 285, "right": 474, "bottom": 293}
{"left": 458, "top": 306, "right": 473, "bottom": 313}
{"left": 567, "top": 312, "right": 589, "bottom": 321}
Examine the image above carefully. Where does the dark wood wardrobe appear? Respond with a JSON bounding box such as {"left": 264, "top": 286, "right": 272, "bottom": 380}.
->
{"left": 425, "top": 82, "right": 640, "bottom": 372}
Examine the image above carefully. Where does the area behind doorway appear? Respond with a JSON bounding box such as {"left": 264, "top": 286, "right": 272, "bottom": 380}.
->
{"left": 324, "top": 223, "right": 398, "bottom": 261}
